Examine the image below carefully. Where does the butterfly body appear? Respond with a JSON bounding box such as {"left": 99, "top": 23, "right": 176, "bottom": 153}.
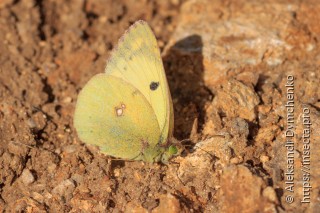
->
{"left": 74, "top": 21, "right": 176, "bottom": 163}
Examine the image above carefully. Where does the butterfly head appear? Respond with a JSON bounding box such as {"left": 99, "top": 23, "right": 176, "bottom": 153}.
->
{"left": 160, "top": 145, "right": 179, "bottom": 164}
{"left": 140, "top": 142, "right": 180, "bottom": 164}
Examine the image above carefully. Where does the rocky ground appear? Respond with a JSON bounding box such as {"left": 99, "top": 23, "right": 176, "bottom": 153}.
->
{"left": 0, "top": 0, "right": 319, "bottom": 212}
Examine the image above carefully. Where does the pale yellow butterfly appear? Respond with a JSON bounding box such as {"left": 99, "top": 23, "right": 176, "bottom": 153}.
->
{"left": 74, "top": 20, "right": 177, "bottom": 163}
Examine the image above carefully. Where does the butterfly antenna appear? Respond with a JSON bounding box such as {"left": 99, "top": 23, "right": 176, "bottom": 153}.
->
{"left": 180, "top": 138, "right": 193, "bottom": 144}
{"left": 10, "top": 141, "right": 35, "bottom": 149}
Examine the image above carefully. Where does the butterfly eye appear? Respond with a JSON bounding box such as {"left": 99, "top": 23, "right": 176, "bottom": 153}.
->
{"left": 150, "top": 82, "right": 159, "bottom": 91}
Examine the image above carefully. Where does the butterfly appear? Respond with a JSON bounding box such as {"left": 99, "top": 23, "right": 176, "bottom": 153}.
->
{"left": 74, "top": 20, "right": 177, "bottom": 163}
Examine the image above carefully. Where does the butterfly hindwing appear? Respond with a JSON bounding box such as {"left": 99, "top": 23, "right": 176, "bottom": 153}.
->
{"left": 74, "top": 74, "right": 163, "bottom": 161}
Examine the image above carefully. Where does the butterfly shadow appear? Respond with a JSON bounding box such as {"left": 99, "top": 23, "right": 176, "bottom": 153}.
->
{"left": 163, "top": 35, "right": 212, "bottom": 142}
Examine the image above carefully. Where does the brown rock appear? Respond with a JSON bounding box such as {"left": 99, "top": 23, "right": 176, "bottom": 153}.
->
{"left": 229, "top": 117, "right": 249, "bottom": 139}
{"left": 212, "top": 79, "right": 260, "bottom": 121}
{"left": 124, "top": 202, "right": 148, "bottom": 213}
{"left": 153, "top": 194, "right": 181, "bottom": 213}
{"left": 0, "top": 0, "right": 14, "bottom": 9}
{"left": 226, "top": 118, "right": 250, "bottom": 157}
{"left": 166, "top": 0, "right": 296, "bottom": 88}
{"left": 10, "top": 198, "right": 47, "bottom": 212}
{"left": 52, "top": 179, "right": 76, "bottom": 202}
{"left": 20, "top": 169, "right": 35, "bottom": 185}
{"left": 220, "top": 165, "right": 276, "bottom": 212}
{"left": 236, "top": 71, "right": 260, "bottom": 87}
{"left": 70, "top": 193, "right": 106, "bottom": 212}
{"left": 254, "top": 125, "right": 280, "bottom": 146}
{"left": 176, "top": 137, "right": 230, "bottom": 203}
{"left": 262, "top": 186, "right": 278, "bottom": 204}
{"left": 202, "top": 105, "right": 223, "bottom": 136}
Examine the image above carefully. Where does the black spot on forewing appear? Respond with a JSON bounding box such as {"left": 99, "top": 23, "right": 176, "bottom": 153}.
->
{"left": 150, "top": 82, "right": 159, "bottom": 91}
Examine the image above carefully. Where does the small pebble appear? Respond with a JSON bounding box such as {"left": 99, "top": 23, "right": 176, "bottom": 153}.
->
{"left": 262, "top": 186, "right": 278, "bottom": 203}
{"left": 21, "top": 169, "right": 35, "bottom": 185}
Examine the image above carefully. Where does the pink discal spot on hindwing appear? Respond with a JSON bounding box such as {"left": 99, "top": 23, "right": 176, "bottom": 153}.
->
{"left": 115, "top": 108, "right": 123, "bottom": 116}
{"left": 115, "top": 103, "right": 126, "bottom": 117}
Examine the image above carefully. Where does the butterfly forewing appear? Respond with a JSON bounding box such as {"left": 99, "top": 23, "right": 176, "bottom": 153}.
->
{"left": 105, "top": 20, "right": 173, "bottom": 145}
